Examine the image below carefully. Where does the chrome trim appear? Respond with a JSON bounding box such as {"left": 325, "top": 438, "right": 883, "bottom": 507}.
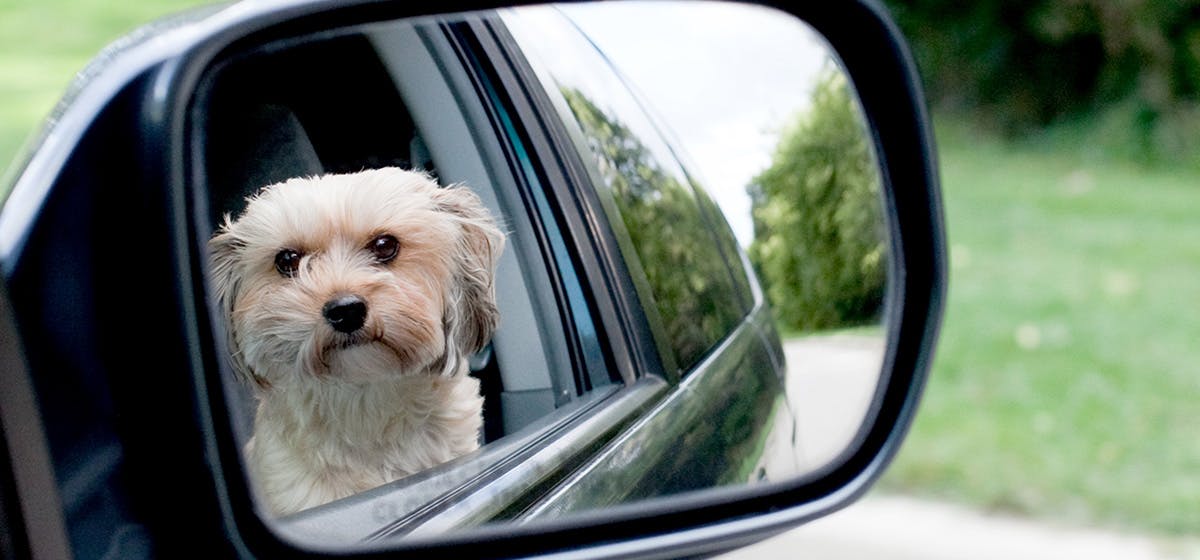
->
{"left": 400, "top": 377, "right": 665, "bottom": 537}
{"left": 518, "top": 315, "right": 787, "bottom": 519}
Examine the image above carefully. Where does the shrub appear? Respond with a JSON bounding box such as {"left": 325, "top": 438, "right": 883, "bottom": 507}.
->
{"left": 747, "top": 68, "right": 887, "bottom": 332}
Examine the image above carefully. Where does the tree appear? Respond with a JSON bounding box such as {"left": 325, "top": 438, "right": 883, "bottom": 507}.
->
{"left": 747, "top": 68, "right": 887, "bottom": 332}
{"left": 887, "top": 0, "right": 1200, "bottom": 164}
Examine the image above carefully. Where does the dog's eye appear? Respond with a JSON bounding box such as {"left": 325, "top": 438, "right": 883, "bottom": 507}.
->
{"left": 369, "top": 234, "right": 400, "bottom": 263}
{"left": 274, "top": 249, "right": 302, "bottom": 277}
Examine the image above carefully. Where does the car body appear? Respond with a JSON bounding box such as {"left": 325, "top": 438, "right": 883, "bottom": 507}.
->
{"left": 0, "top": 1, "right": 944, "bottom": 558}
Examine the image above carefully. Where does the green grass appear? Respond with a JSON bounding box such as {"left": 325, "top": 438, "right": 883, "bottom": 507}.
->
{"left": 880, "top": 116, "right": 1200, "bottom": 535}
{"left": 0, "top": 0, "right": 218, "bottom": 180}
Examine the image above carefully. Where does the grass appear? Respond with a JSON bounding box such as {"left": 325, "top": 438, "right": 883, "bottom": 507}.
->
{"left": 0, "top": 0, "right": 218, "bottom": 180}
{"left": 879, "top": 116, "right": 1200, "bottom": 535}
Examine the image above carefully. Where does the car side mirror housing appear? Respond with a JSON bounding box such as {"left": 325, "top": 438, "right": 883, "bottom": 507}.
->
{"left": 0, "top": 0, "right": 944, "bottom": 558}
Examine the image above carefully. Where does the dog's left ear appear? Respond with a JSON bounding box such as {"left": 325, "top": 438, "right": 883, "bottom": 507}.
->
{"left": 433, "top": 186, "right": 506, "bottom": 363}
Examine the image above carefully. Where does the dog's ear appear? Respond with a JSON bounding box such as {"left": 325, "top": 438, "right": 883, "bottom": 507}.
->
{"left": 208, "top": 220, "right": 269, "bottom": 390}
{"left": 433, "top": 186, "right": 506, "bottom": 366}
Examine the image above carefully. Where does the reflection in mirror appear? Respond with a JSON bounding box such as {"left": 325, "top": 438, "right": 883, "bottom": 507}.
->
{"left": 196, "top": 0, "right": 889, "bottom": 547}
{"left": 504, "top": 0, "right": 889, "bottom": 478}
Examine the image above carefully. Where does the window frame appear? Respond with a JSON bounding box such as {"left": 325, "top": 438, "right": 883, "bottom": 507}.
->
{"left": 465, "top": 16, "right": 674, "bottom": 389}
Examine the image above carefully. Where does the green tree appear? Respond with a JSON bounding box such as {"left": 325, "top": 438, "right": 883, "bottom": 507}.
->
{"left": 747, "top": 68, "right": 887, "bottom": 332}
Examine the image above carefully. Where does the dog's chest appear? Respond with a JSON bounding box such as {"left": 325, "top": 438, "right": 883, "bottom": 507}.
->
{"left": 248, "top": 375, "right": 483, "bottom": 514}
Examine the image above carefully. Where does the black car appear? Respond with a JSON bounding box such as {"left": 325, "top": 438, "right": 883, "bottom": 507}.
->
{"left": 0, "top": 1, "right": 944, "bottom": 558}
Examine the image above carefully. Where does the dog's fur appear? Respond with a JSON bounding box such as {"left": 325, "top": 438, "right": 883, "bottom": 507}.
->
{"left": 208, "top": 168, "right": 504, "bottom": 516}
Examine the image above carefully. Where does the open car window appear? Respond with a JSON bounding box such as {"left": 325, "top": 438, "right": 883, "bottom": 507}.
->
{"left": 198, "top": 19, "right": 574, "bottom": 447}
{"left": 190, "top": 12, "right": 657, "bottom": 542}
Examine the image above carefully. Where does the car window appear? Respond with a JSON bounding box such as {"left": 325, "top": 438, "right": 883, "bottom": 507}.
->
{"left": 501, "top": 7, "right": 753, "bottom": 375}
{"left": 187, "top": 15, "right": 634, "bottom": 529}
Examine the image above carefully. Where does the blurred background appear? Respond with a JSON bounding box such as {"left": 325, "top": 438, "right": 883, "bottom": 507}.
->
{"left": 2, "top": 0, "right": 1197, "bottom": 556}
{"left": 884, "top": 0, "right": 1200, "bottom": 536}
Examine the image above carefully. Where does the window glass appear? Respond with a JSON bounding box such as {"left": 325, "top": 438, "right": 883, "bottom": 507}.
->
{"left": 502, "top": 7, "right": 750, "bottom": 373}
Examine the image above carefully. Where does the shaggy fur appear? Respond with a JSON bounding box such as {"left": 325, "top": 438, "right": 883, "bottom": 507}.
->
{"left": 208, "top": 168, "right": 504, "bottom": 516}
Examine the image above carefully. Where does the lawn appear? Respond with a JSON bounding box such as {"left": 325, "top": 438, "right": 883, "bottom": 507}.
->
{"left": 880, "top": 117, "right": 1200, "bottom": 535}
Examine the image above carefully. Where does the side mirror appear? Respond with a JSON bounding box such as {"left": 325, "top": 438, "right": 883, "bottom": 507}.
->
{"left": 0, "top": 1, "right": 944, "bottom": 558}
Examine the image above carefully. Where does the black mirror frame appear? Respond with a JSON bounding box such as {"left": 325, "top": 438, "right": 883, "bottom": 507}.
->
{"left": 3, "top": 0, "right": 944, "bottom": 557}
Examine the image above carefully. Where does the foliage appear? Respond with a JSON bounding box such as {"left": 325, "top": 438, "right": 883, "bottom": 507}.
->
{"left": 746, "top": 69, "right": 886, "bottom": 332}
{"left": 885, "top": 0, "right": 1200, "bottom": 165}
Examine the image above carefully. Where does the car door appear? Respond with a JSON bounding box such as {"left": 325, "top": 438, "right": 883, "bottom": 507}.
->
{"left": 483, "top": 8, "right": 800, "bottom": 515}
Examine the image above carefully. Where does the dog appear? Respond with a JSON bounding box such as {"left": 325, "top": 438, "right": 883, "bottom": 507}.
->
{"left": 208, "top": 167, "right": 505, "bottom": 516}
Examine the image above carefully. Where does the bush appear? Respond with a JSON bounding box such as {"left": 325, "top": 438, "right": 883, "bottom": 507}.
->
{"left": 747, "top": 69, "right": 887, "bottom": 332}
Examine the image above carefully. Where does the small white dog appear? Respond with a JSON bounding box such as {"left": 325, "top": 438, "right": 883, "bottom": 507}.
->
{"left": 208, "top": 168, "right": 504, "bottom": 516}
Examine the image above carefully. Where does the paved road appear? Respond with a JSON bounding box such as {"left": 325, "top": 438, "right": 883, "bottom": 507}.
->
{"left": 782, "top": 334, "right": 885, "bottom": 470}
{"left": 722, "top": 494, "right": 1200, "bottom": 560}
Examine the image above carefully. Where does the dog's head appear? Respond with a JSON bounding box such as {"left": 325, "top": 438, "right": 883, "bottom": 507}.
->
{"left": 208, "top": 168, "right": 504, "bottom": 388}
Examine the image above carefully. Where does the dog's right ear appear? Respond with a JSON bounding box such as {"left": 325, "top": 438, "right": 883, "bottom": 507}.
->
{"left": 208, "top": 221, "right": 269, "bottom": 390}
{"left": 430, "top": 186, "right": 505, "bottom": 371}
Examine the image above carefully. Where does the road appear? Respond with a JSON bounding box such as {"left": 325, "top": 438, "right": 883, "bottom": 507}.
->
{"left": 723, "top": 493, "right": 1200, "bottom": 560}
{"left": 781, "top": 333, "right": 885, "bottom": 471}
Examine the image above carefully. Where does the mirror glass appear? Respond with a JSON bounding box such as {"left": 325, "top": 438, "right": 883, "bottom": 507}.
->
{"left": 196, "top": 0, "right": 888, "bottom": 547}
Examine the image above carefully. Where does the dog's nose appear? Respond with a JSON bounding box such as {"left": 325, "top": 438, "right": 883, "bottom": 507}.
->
{"left": 323, "top": 295, "right": 367, "bottom": 333}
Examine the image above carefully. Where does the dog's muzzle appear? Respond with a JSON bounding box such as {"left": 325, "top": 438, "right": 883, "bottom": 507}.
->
{"left": 323, "top": 295, "right": 367, "bottom": 333}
